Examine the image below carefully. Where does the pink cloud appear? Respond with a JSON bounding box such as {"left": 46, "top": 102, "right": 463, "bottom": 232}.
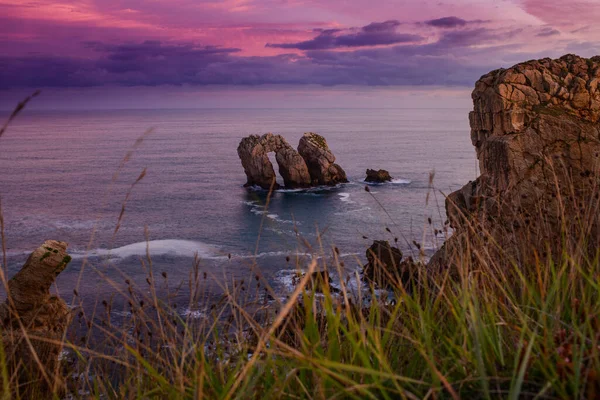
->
{"left": 0, "top": 0, "right": 598, "bottom": 90}
{"left": 521, "top": 0, "right": 600, "bottom": 27}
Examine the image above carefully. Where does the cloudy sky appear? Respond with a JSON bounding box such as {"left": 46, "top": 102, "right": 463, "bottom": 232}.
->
{"left": 1, "top": 0, "right": 599, "bottom": 109}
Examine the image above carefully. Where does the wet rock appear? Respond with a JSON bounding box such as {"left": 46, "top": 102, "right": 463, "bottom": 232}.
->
{"left": 365, "top": 169, "right": 393, "bottom": 183}
{"left": 0, "top": 240, "right": 73, "bottom": 396}
{"left": 297, "top": 132, "right": 348, "bottom": 186}
{"left": 362, "top": 240, "right": 419, "bottom": 291}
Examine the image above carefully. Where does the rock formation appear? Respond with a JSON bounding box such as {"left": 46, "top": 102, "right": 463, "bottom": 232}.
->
{"left": 0, "top": 240, "right": 73, "bottom": 395}
{"left": 298, "top": 133, "right": 348, "bottom": 186}
{"left": 238, "top": 132, "right": 347, "bottom": 189}
{"left": 362, "top": 240, "right": 419, "bottom": 291}
{"left": 365, "top": 169, "right": 393, "bottom": 183}
{"left": 430, "top": 54, "right": 600, "bottom": 269}
{"left": 237, "top": 133, "right": 311, "bottom": 189}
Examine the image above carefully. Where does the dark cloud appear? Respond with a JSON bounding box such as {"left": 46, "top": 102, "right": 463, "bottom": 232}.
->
{"left": 266, "top": 20, "right": 421, "bottom": 50}
{"left": 536, "top": 27, "right": 560, "bottom": 37}
{"left": 425, "top": 16, "right": 468, "bottom": 28}
{"left": 424, "top": 16, "right": 488, "bottom": 28}
{"left": 0, "top": 27, "right": 520, "bottom": 89}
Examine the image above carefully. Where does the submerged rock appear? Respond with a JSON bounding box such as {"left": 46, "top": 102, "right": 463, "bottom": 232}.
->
{"left": 430, "top": 54, "right": 600, "bottom": 269}
{"left": 365, "top": 169, "right": 393, "bottom": 183}
{"left": 362, "top": 240, "right": 419, "bottom": 291}
{"left": 0, "top": 240, "right": 73, "bottom": 396}
{"left": 297, "top": 132, "right": 348, "bottom": 186}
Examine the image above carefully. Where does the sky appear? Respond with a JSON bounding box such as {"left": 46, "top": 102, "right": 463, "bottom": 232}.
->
{"left": 1, "top": 0, "right": 599, "bottom": 109}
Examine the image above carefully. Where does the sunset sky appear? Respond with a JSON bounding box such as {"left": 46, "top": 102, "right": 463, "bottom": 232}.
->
{"left": 1, "top": 0, "right": 599, "bottom": 109}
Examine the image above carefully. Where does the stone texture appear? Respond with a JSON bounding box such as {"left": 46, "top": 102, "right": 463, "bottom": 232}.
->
{"left": 237, "top": 133, "right": 311, "bottom": 189}
{"left": 365, "top": 169, "right": 393, "bottom": 183}
{"left": 297, "top": 132, "right": 348, "bottom": 186}
{"left": 238, "top": 132, "right": 347, "bottom": 189}
{"left": 431, "top": 54, "right": 600, "bottom": 269}
{"left": 362, "top": 240, "right": 419, "bottom": 290}
{"left": 0, "top": 240, "right": 73, "bottom": 395}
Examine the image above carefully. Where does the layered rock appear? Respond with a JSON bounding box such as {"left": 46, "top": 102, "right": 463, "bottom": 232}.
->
{"left": 0, "top": 240, "right": 73, "bottom": 395}
{"left": 237, "top": 133, "right": 311, "bottom": 189}
{"left": 298, "top": 133, "right": 348, "bottom": 186}
{"left": 238, "top": 132, "right": 347, "bottom": 189}
{"left": 365, "top": 169, "right": 393, "bottom": 183}
{"left": 431, "top": 54, "right": 600, "bottom": 269}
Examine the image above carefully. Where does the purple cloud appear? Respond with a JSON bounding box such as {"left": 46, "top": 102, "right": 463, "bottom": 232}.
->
{"left": 424, "top": 16, "right": 488, "bottom": 29}
{"left": 266, "top": 20, "right": 421, "bottom": 50}
{"left": 425, "top": 16, "right": 468, "bottom": 28}
{"left": 0, "top": 32, "right": 496, "bottom": 89}
{"left": 1, "top": 20, "right": 596, "bottom": 91}
{"left": 536, "top": 27, "right": 560, "bottom": 37}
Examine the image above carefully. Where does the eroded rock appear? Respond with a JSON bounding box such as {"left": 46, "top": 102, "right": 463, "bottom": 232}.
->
{"left": 238, "top": 132, "right": 347, "bottom": 189}
{"left": 431, "top": 54, "right": 600, "bottom": 269}
{"left": 0, "top": 240, "right": 73, "bottom": 395}
{"left": 298, "top": 132, "right": 348, "bottom": 186}
{"left": 237, "top": 133, "right": 312, "bottom": 189}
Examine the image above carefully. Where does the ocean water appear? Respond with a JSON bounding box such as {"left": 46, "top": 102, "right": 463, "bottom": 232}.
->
{"left": 0, "top": 108, "right": 476, "bottom": 306}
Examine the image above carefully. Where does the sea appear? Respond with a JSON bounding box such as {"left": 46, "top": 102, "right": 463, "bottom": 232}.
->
{"left": 0, "top": 108, "right": 477, "bottom": 311}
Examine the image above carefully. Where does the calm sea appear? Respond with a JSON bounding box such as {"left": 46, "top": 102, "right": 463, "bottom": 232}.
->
{"left": 0, "top": 108, "right": 476, "bottom": 308}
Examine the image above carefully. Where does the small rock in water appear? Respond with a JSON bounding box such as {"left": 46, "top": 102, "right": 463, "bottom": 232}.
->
{"left": 365, "top": 169, "right": 393, "bottom": 183}
{"left": 362, "top": 240, "right": 420, "bottom": 291}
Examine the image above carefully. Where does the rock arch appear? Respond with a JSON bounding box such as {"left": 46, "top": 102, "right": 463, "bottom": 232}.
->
{"left": 237, "top": 133, "right": 312, "bottom": 189}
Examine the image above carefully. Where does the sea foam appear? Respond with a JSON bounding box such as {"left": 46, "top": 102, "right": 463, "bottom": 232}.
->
{"left": 71, "top": 239, "right": 220, "bottom": 260}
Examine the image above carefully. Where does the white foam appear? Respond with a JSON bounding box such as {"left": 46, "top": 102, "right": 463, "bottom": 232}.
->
{"left": 338, "top": 192, "right": 354, "bottom": 203}
{"left": 243, "top": 200, "right": 298, "bottom": 224}
{"left": 181, "top": 308, "right": 207, "bottom": 319}
{"left": 364, "top": 178, "right": 411, "bottom": 185}
{"left": 72, "top": 239, "right": 220, "bottom": 260}
{"left": 334, "top": 206, "right": 371, "bottom": 216}
{"left": 52, "top": 220, "right": 99, "bottom": 230}
{"left": 249, "top": 184, "right": 345, "bottom": 193}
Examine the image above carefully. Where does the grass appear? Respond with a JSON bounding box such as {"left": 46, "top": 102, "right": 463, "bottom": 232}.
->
{"left": 0, "top": 95, "right": 599, "bottom": 399}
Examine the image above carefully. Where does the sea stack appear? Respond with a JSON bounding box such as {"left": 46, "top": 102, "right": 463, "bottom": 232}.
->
{"left": 430, "top": 54, "right": 600, "bottom": 269}
{"left": 238, "top": 132, "right": 347, "bottom": 189}
{"left": 237, "top": 133, "right": 312, "bottom": 189}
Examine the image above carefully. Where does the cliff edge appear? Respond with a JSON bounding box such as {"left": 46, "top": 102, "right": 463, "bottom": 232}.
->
{"left": 431, "top": 54, "right": 600, "bottom": 269}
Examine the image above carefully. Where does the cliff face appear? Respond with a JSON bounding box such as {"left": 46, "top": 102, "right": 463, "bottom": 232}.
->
{"left": 431, "top": 54, "right": 600, "bottom": 268}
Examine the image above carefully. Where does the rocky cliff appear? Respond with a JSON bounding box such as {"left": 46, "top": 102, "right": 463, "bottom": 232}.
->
{"left": 431, "top": 54, "right": 600, "bottom": 269}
